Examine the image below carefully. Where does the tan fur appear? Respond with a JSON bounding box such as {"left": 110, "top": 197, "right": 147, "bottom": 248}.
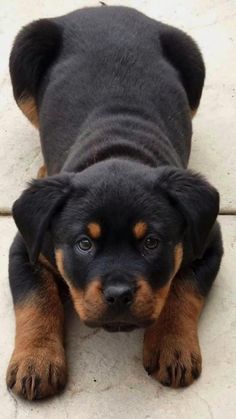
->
{"left": 6, "top": 268, "right": 66, "bottom": 400}
{"left": 131, "top": 278, "right": 155, "bottom": 320}
{"left": 37, "top": 165, "right": 48, "bottom": 179}
{"left": 70, "top": 280, "right": 106, "bottom": 322}
{"left": 38, "top": 253, "right": 60, "bottom": 277}
{"left": 18, "top": 96, "right": 39, "bottom": 128}
{"left": 143, "top": 276, "right": 203, "bottom": 388}
{"left": 55, "top": 249, "right": 105, "bottom": 322}
{"left": 132, "top": 279, "right": 172, "bottom": 321}
{"left": 133, "top": 243, "right": 183, "bottom": 321}
{"left": 87, "top": 222, "right": 101, "bottom": 239}
{"left": 133, "top": 221, "right": 148, "bottom": 240}
{"left": 152, "top": 281, "right": 172, "bottom": 319}
{"left": 55, "top": 243, "right": 183, "bottom": 326}
{"left": 191, "top": 108, "right": 197, "bottom": 119}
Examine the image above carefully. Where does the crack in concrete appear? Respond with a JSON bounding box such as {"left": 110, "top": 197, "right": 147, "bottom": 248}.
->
{"left": 0, "top": 210, "right": 12, "bottom": 215}
{"left": 8, "top": 390, "right": 18, "bottom": 419}
{"left": 190, "top": 11, "right": 236, "bottom": 31}
{"left": 193, "top": 390, "right": 214, "bottom": 419}
{"left": 63, "top": 405, "right": 69, "bottom": 419}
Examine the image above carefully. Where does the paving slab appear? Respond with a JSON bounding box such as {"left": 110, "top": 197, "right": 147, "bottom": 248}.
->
{"left": 0, "top": 215, "right": 235, "bottom": 418}
{"left": 0, "top": 0, "right": 235, "bottom": 212}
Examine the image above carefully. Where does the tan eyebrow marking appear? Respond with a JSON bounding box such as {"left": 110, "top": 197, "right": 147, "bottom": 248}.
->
{"left": 87, "top": 222, "right": 102, "bottom": 239}
{"left": 133, "top": 221, "right": 148, "bottom": 240}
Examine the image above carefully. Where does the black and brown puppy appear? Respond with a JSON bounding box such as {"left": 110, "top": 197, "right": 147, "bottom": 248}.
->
{"left": 7, "top": 6, "right": 223, "bottom": 400}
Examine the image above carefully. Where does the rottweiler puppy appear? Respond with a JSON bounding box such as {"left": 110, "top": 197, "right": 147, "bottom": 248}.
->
{"left": 6, "top": 6, "right": 223, "bottom": 400}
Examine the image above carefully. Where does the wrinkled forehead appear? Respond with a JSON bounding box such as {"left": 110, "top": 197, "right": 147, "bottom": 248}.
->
{"left": 54, "top": 182, "right": 181, "bottom": 241}
{"left": 60, "top": 190, "right": 152, "bottom": 231}
{"left": 53, "top": 160, "right": 184, "bottom": 239}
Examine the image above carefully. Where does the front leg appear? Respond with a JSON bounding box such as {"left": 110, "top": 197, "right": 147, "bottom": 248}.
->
{"left": 143, "top": 228, "right": 223, "bottom": 388}
{"left": 143, "top": 275, "right": 203, "bottom": 388}
{"left": 6, "top": 235, "right": 67, "bottom": 400}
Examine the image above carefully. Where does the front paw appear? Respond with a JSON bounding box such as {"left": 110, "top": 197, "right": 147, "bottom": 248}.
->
{"left": 143, "top": 331, "right": 202, "bottom": 388}
{"left": 6, "top": 347, "right": 67, "bottom": 400}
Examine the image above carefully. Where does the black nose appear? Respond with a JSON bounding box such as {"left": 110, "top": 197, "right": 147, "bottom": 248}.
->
{"left": 103, "top": 284, "right": 134, "bottom": 307}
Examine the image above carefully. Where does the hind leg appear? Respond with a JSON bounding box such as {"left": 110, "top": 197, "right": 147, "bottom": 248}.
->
{"left": 159, "top": 22, "right": 205, "bottom": 117}
{"left": 9, "top": 19, "right": 62, "bottom": 127}
{"left": 17, "top": 96, "right": 39, "bottom": 128}
{"left": 10, "top": 20, "right": 61, "bottom": 176}
{"left": 37, "top": 164, "right": 48, "bottom": 179}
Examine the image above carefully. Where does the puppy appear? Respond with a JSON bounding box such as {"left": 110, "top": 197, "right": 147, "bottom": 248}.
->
{"left": 6, "top": 6, "right": 223, "bottom": 400}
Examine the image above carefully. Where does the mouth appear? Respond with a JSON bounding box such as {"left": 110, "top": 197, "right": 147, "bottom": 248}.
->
{"left": 84, "top": 318, "right": 154, "bottom": 332}
{"left": 102, "top": 322, "right": 139, "bottom": 332}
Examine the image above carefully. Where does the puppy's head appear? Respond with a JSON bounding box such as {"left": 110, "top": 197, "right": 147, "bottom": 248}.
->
{"left": 13, "top": 159, "right": 219, "bottom": 331}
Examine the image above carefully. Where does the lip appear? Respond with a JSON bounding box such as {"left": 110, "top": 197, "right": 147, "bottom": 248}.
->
{"left": 102, "top": 322, "right": 138, "bottom": 332}
{"left": 84, "top": 318, "right": 154, "bottom": 331}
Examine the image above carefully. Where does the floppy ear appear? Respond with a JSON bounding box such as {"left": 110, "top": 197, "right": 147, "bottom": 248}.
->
{"left": 12, "top": 174, "right": 73, "bottom": 264}
{"left": 156, "top": 167, "right": 219, "bottom": 258}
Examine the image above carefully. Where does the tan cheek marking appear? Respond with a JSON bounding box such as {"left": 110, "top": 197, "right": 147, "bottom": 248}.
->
{"left": 132, "top": 278, "right": 154, "bottom": 319}
{"left": 55, "top": 249, "right": 105, "bottom": 322}
{"left": 132, "top": 278, "right": 171, "bottom": 321}
{"left": 84, "top": 280, "right": 105, "bottom": 318}
{"left": 133, "top": 243, "right": 183, "bottom": 321}
{"left": 85, "top": 279, "right": 103, "bottom": 300}
{"left": 87, "top": 222, "right": 101, "bottom": 239}
{"left": 55, "top": 249, "right": 86, "bottom": 319}
{"left": 70, "top": 280, "right": 105, "bottom": 322}
{"left": 69, "top": 286, "right": 86, "bottom": 319}
{"left": 133, "top": 221, "right": 148, "bottom": 240}
{"left": 18, "top": 96, "right": 39, "bottom": 128}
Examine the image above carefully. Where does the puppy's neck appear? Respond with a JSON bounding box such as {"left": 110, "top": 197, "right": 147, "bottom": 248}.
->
{"left": 62, "top": 105, "right": 181, "bottom": 173}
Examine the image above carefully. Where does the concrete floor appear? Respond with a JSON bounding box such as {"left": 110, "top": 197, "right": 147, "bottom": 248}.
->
{"left": 0, "top": 1, "right": 235, "bottom": 418}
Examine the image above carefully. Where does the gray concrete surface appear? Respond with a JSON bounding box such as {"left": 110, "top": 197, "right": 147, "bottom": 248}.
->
{"left": 0, "top": 1, "right": 235, "bottom": 418}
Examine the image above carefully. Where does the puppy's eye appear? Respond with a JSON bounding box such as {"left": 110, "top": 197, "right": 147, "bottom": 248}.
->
{"left": 144, "top": 236, "right": 159, "bottom": 250}
{"left": 74, "top": 237, "right": 93, "bottom": 253}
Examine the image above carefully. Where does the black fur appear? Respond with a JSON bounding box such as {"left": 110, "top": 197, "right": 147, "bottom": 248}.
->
{"left": 12, "top": 175, "right": 73, "bottom": 263}
{"left": 191, "top": 222, "right": 223, "bottom": 296}
{"left": 9, "top": 7, "right": 222, "bottom": 322}
{"left": 9, "top": 19, "right": 62, "bottom": 101}
{"left": 7, "top": 8, "right": 224, "bottom": 398}
{"left": 9, "top": 234, "right": 43, "bottom": 304}
{"left": 156, "top": 167, "right": 219, "bottom": 258}
{"left": 159, "top": 24, "right": 205, "bottom": 110}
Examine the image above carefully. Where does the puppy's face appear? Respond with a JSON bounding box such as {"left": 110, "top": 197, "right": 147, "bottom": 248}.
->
{"left": 52, "top": 163, "right": 184, "bottom": 331}
{"left": 13, "top": 160, "right": 219, "bottom": 331}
